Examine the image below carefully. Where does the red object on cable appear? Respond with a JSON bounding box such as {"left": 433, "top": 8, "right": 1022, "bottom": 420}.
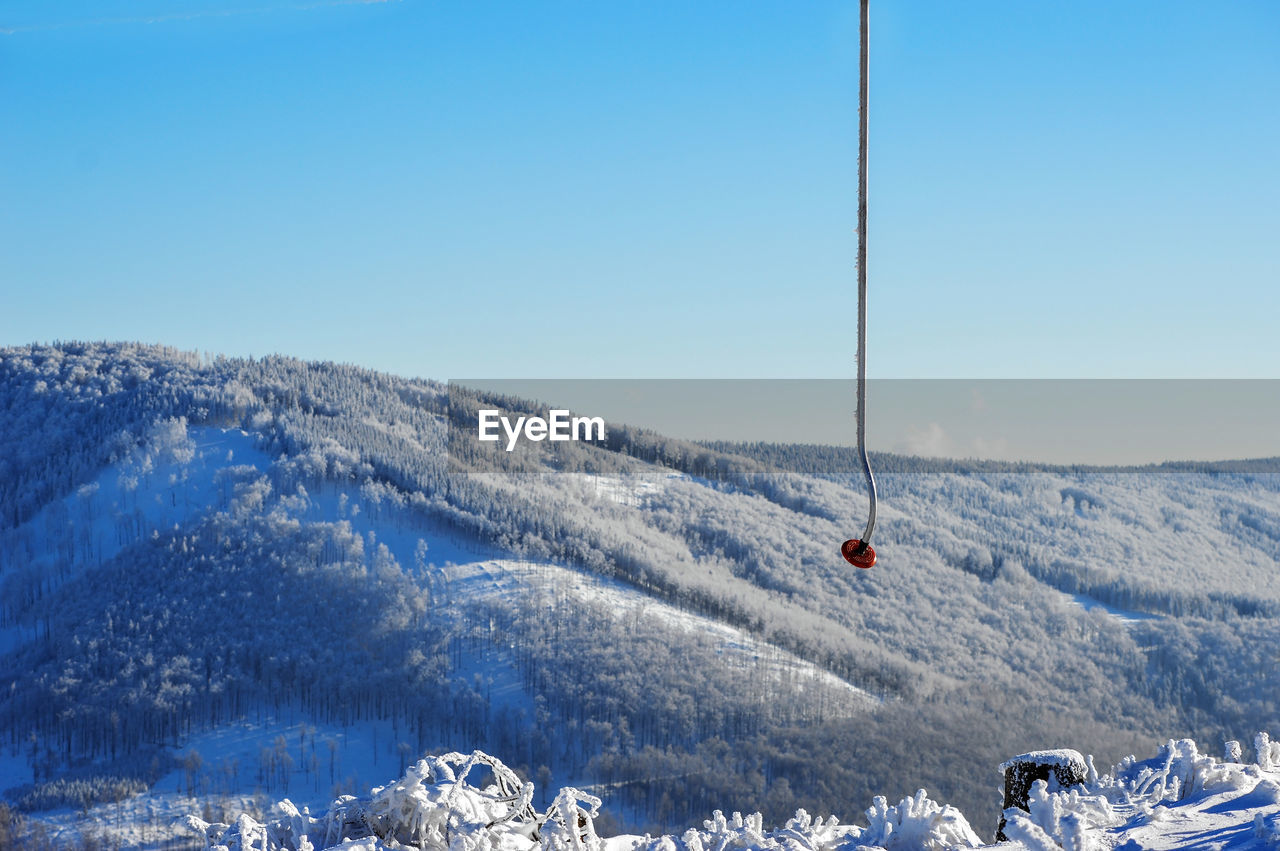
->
{"left": 841, "top": 538, "right": 877, "bottom": 569}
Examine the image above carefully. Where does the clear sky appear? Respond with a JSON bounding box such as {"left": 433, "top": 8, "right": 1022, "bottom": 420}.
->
{"left": 3, "top": 1, "right": 1277, "bottom": 380}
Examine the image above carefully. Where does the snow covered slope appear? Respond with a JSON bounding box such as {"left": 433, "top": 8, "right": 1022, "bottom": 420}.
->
{"left": 1, "top": 420, "right": 873, "bottom": 845}
{"left": 4, "top": 343, "right": 1279, "bottom": 845}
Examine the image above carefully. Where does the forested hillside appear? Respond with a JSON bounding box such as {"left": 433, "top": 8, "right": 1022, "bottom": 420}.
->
{"left": 1, "top": 342, "right": 1277, "bottom": 848}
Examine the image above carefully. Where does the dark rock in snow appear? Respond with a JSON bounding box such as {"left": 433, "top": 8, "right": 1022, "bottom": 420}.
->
{"left": 996, "top": 748, "right": 1087, "bottom": 841}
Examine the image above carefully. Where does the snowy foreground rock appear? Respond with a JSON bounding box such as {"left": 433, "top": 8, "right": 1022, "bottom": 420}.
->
{"left": 189, "top": 737, "right": 1280, "bottom": 851}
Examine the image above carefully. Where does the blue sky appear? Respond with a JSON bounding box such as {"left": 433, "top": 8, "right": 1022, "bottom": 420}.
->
{"left": 3, "top": 0, "right": 1277, "bottom": 380}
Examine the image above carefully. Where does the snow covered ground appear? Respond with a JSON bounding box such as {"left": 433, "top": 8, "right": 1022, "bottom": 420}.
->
{"left": 566, "top": 472, "right": 674, "bottom": 508}
{"left": 993, "top": 736, "right": 1280, "bottom": 850}
{"left": 1058, "top": 591, "right": 1157, "bottom": 624}
{"left": 181, "top": 735, "right": 1280, "bottom": 851}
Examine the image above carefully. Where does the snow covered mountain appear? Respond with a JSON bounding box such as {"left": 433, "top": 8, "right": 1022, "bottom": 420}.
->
{"left": 1, "top": 342, "right": 1277, "bottom": 848}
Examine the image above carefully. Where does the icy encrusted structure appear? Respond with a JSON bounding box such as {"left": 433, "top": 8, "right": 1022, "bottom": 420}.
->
{"left": 844, "top": 790, "right": 982, "bottom": 850}
{"left": 639, "top": 809, "right": 850, "bottom": 851}
{"left": 996, "top": 735, "right": 1280, "bottom": 849}
{"left": 999, "top": 780, "right": 1115, "bottom": 851}
{"left": 184, "top": 750, "right": 598, "bottom": 851}
{"left": 1257, "top": 812, "right": 1280, "bottom": 847}
{"left": 187, "top": 735, "right": 1280, "bottom": 851}
{"left": 185, "top": 750, "right": 979, "bottom": 851}
{"left": 1257, "top": 732, "right": 1280, "bottom": 772}
{"left": 636, "top": 793, "right": 980, "bottom": 851}
{"left": 996, "top": 749, "right": 1087, "bottom": 840}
